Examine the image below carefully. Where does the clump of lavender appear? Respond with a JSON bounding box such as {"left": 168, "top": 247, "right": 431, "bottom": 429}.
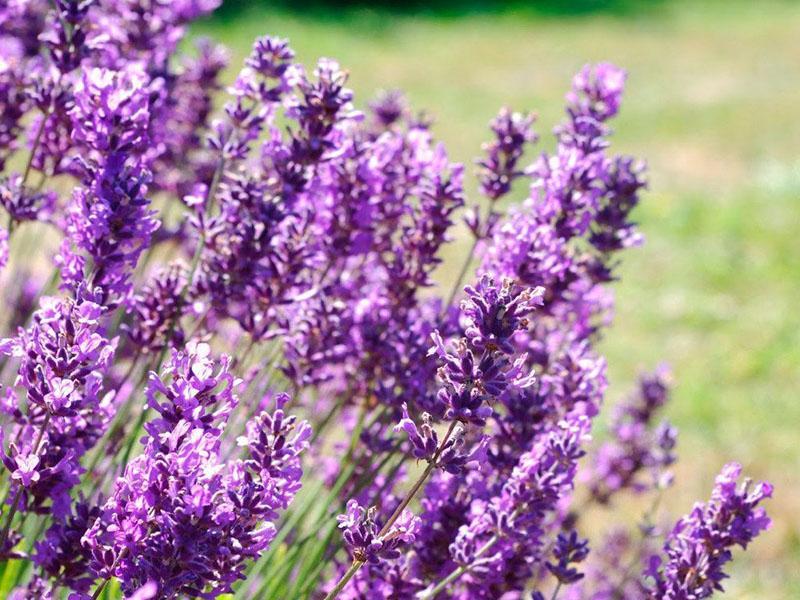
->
{"left": 0, "top": 3, "right": 772, "bottom": 599}
{"left": 588, "top": 366, "right": 677, "bottom": 504}
{"left": 84, "top": 343, "right": 310, "bottom": 598}
{"left": 646, "top": 463, "right": 772, "bottom": 599}
{"left": 0, "top": 290, "right": 115, "bottom": 538}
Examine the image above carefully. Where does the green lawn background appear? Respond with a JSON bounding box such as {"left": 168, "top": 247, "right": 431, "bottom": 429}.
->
{"left": 193, "top": 2, "right": 800, "bottom": 597}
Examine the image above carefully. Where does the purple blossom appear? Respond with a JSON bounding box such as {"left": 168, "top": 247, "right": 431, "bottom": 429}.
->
{"left": 57, "top": 66, "right": 160, "bottom": 307}
{"left": 588, "top": 367, "right": 677, "bottom": 504}
{"left": 337, "top": 499, "right": 420, "bottom": 564}
{"left": 0, "top": 174, "right": 56, "bottom": 223}
{"left": 566, "top": 62, "right": 627, "bottom": 123}
{"left": 646, "top": 463, "right": 772, "bottom": 599}
{"left": 546, "top": 530, "right": 590, "bottom": 585}
{"left": 70, "top": 66, "right": 151, "bottom": 158}
{"left": 125, "top": 263, "right": 188, "bottom": 355}
{"left": 429, "top": 275, "right": 541, "bottom": 424}
{"left": 34, "top": 500, "right": 100, "bottom": 594}
{"left": 394, "top": 403, "right": 487, "bottom": 473}
{"left": 144, "top": 341, "right": 238, "bottom": 437}
{"left": 0, "top": 291, "right": 115, "bottom": 519}
{"left": 462, "top": 275, "right": 544, "bottom": 354}
{"left": 477, "top": 107, "right": 537, "bottom": 201}
{"left": 444, "top": 418, "right": 590, "bottom": 595}
{"left": 84, "top": 354, "right": 310, "bottom": 597}
{"left": 0, "top": 293, "right": 114, "bottom": 419}
{"left": 369, "top": 89, "right": 409, "bottom": 129}
{"left": 10, "top": 453, "right": 41, "bottom": 487}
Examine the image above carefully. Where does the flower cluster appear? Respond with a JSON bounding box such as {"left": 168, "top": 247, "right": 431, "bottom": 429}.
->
{"left": 337, "top": 499, "right": 420, "bottom": 564}
{"left": 0, "top": 4, "right": 772, "bottom": 600}
{"left": 83, "top": 343, "right": 310, "bottom": 598}
{"left": 0, "top": 291, "right": 115, "bottom": 524}
{"left": 57, "top": 66, "right": 159, "bottom": 308}
{"left": 646, "top": 463, "right": 772, "bottom": 599}
{"left": 588, "top": 366, "right": 677, "bottom": 504}
{"left": 430, "top": 275, "right": 543, "bottom": 425}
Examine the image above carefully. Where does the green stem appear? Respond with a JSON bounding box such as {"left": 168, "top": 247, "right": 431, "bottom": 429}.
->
{"left": 551, "top": 582, "right": 563, "bottom": 600}
{"left": 321, "top": 559, "right": 364, "bottom": 600}
{"left": 321, "top": 421, "right": 457, "bottom": 599}
{"left": 418, "top": 532, "right": 500, "bottom": 598}
{"left": 378, "top": 420, "right": 457, "bottom": 537}
{"left": 442, "top": 237, "right": 478, "bottom": 316}
{"left": 90, "top": 547, "right": 129, "bottom": 600}
{"left": 20, "top": 110, "right": 48, "bottom": 187}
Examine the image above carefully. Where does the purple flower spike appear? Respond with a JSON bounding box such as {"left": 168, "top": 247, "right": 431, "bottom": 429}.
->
{"left": 0, "top": 174, "right": 56, "bottom": 224}
{"left": 567, "top": 62, "right": 627, "bottom": 123}
{"left": 394, "top": 403, "right": 488, "bottom": 473}
{"left": 430, "top": 276, "right": 541, "bottom": 425}
{"left": 646, "top": 463, "right": 772, "bottom": 599}
{"left": 369, "top": 89, "right": 409, "bottom": 129}
{"left": 338, "top": 499, "right": 420, "bottom": 564}
{"left": 70, "top": 67, "right": 151, "bottom": 157}
{"left": 588, "top": 367, "right": 676, "bottom": 504}
{"left": 546, "top": 530, "right": 590, "bottom": 584}
{"left": 85, "top": 355, "right": 310, "bottom": 598}
{"left": 462, "top": 274, "right": 544, "bottom": 354}
{"left": 477, "top": 107, "right": 537, "bottom": 201}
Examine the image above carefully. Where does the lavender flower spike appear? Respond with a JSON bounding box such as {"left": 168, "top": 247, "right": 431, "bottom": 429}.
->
{"left": 646, "top": 462, "right": 772, "bottom": 599}
{"left": 337, "top": 499, "right": 420, "bottom": 564}
{"left": 84, "top": 348, "right": 310, "bottom": 598}
{"left": 430, "top": 275, "right": 543, "bottom": 424}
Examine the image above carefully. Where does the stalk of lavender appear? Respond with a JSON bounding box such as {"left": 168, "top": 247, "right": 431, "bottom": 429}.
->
{"left": 83, "top": 343, "right": 311, "bottom": 598}
{"left": 0, "top": 288, "right": 115, "bottom": 556}
{"left": 57, "top": 65, "right": 159, "bottom": 309}
{"left": 419, "top": 417, "right": 590, "bottom": 599}
{"left": 587, "top": 367, "right": 676, "bottom": 504}
{"left": 323, "top": 276, "right": 543, "bottom": 598}
{"left": 445, "top": 108, "right": 537, "bottom": 312}
{"left": 644, "top": 463, "right": 772, "bottom": 598}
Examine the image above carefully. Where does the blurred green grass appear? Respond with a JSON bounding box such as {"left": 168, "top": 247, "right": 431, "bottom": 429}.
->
{"left": 193, "top": 1, "right": 800, "bottom": 597}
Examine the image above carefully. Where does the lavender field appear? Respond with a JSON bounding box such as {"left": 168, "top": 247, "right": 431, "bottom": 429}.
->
{"left": 0, "top": 0, "right": 797, "bottom": 598}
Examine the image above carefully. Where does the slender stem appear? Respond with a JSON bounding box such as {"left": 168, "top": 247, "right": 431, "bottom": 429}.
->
{"left": 21, "top": 109, "right": 49, "bottom": 187}
{"left": 322, "top": 420, "right": 458, "bottom": 599}
{"left": 48, "top": 0, "right": 72, "bottom": 37}
{"left": 442, "top": 236, "right": 479, "bottom": 316}
{"left": 612, "top": 487, "right": 665, "bottom": 597}
{"left": 1, "top": 104, "right": 52, "bottom": 231}
{"left": 90, "top": 578, "right": 108, "bottom": 600}
{"left": 233, "top": 337, "right": 256, "bottom": 370}
{"left": 418, "top": 533, "right": 500, "bottom": 599}
{"left": 321, "top": 559, "right": 363, "bottom": 600}
{"left": 378, "top": 420, "right": 457, "bottom": 537}
{"left": 550, "top": 582, "right": 563, "bottom": 600}
{"left": 0, "top": 412, "right": 51, "bottom": 553}
{"left": 184, "top": 306, "right": 212, "bottom": 341}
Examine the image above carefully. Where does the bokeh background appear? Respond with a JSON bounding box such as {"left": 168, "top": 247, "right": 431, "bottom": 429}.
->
{"left": 192, "top": 1, "right": 800, "bottom": 596}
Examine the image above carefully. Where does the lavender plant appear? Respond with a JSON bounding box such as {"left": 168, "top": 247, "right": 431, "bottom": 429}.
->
{"left": 0, "top": 2, "right": 771, "bottom": 599}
